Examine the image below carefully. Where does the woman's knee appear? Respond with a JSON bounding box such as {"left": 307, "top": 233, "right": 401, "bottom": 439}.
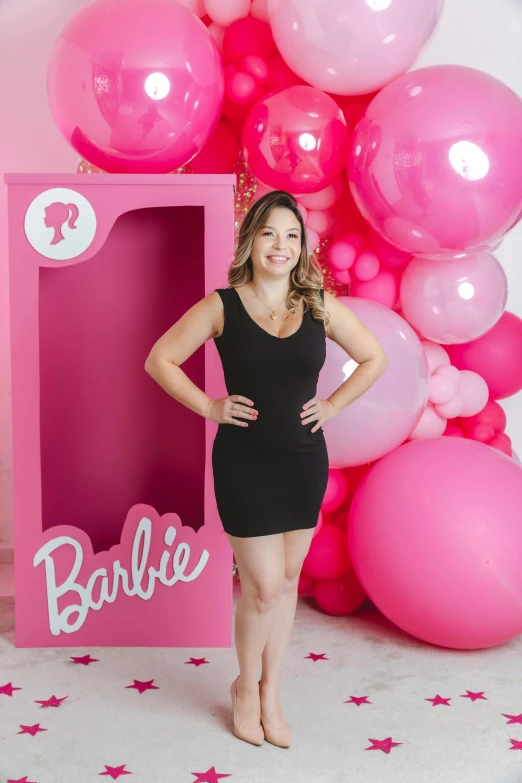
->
{"left": 244, "top": 578, "right": 284, "bottom": 611}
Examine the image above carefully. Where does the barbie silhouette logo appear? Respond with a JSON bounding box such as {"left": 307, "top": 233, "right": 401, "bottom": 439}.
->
{"left": 24, "top": 187, "right": 97, "bottom": 260}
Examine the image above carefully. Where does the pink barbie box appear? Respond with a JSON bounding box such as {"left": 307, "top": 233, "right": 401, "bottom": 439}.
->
{"left": 4, "top": 173, "right": 236, "bottom": 648}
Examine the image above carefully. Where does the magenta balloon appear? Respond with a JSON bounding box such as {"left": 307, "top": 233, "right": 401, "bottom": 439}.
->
{"left": 48, "top": 0, "right": 224, "bottom": 173}
{"left": 317, "top": 297, "right": 429, "bottom": 467}
{"left": 348, "top": 438, "right": 522, "bottom": 649}
{"left": 400, "top": 251, "right": 508, "bottom": 344}
{"left": 268, "top": 0, "right": 443, "bottom": 96}
{"left": 348, "top": 65, "right": 522, "bottom": 256}
{"left": 446, "top": 311, "right": 522, "bottom": 400}
{"left": 242, "top": 85, "right": 348, "bottom": 193}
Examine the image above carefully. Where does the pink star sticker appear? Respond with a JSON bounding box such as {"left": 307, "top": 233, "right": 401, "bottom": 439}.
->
{"left": 35, "top": 695, "right": 68, "bottom": 708}
{"left": 502, "top": 713, "right": 522, "bottom": 725}
{"left": 509, "top": 738, "right": 522, "bottom": 751}
{"left": 365, "top": 737, "right": 403, "bottom": 753}
{"left": 191, "top": 767, "right": 232, "bottom": 782}
{"left": 7, "top": 777, "right": 37, "bottom": 783}
{"left": 305, "top": 653, "right": 328, "bottom": 661}
{"left": 125, "top": 679, "right": 159, "bottom": 694}
{"left": 345, "top": 696, "right": 371, "bottom": 706}
{"left": 99, "top": 764, "right": 132, "bottom": 778}
{"left": 1, "top": 682, "right": 23, "bottom": 696}
{"left": 425, "top": 694, "right": 451, "bottom": 706}
{"left": 185, "top": 657, "right": 209, "bottom": 667}
{"left": 461, "top": 690, "right": 487, "bottom": 702}
{"left": 70, "top": 654, "right": 99, "bottom": 665}
{"left": 17, "top": 724, "right": 47, "bottom": 736}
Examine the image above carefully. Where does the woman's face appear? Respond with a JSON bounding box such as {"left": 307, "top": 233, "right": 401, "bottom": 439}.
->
{"left": 250, "top": 207, "right": 302, "bottom": 277}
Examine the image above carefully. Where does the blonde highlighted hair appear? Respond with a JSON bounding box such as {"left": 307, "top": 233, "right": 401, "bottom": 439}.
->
{"left": 227, "top": 190, "right": 329, "bottom": 328}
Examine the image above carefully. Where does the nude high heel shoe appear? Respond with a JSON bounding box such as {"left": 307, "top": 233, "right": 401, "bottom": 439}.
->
{"left": 259, "top": 681, "right": 291, "bottom": 748}
{"left": 230, "top": 676, "right": 265, "bottom": 746}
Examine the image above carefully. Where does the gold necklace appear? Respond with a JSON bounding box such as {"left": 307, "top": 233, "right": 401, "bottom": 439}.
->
{"left": 250, "top": 283, "right": 296, "bottom": 320}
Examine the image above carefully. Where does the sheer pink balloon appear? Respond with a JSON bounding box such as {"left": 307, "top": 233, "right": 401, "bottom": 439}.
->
{"left": 242, "top": 85, "right": 349, "bottom": 193}
{"left": 400, "top": 251, "right": 508, "bottom": 344}
{"left": 348, "top": 437, "right": 522, "bottom": 649}
{"left": 349, "top": 66, "right": 522, "bottom": 256}
{"left": 268, "top": 0, "right": 443, "bottom": 96}
{"left": 317, "top": 298, "right": 429, "bottom": 467}
{"left": 47, "top": 0, "right": 224, "bottom": 174}
{"left": 446, "top": 312, "right": 522, "bottom": 400}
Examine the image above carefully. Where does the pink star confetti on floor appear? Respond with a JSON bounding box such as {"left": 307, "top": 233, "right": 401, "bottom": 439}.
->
{"left": 191, "top": 766, "right": 232, "bottom": 782}
{"left": 99, "top": 764, "right": 133, "bottom": 778}
{"left": 34, "top": 695, "right": 68, "bottom": 708}
{"left": 425, "top": 694, "right": 451, "bottom": 706}
{"left": 69, "top": 654, "right": 99, "bottom": 665}
{"left": 366, "top": 737, "right": 403, "bottom": 753}
{"left": 125, "top": 679, "right": 160, "bottom": 694}
{"left": 185, "top": 657, "right": 210, "bottom": 667}
{"left": 305, "top": 652, "right": 328, "bottom": 661}
{"left": 1, "top": 681, "right": 23, "bottom": 696}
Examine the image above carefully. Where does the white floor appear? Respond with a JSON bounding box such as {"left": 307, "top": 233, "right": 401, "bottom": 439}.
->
{"left": 1, "top": 580, "right": 522, "bottom": 783}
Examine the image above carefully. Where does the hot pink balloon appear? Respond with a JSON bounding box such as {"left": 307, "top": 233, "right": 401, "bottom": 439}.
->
{"left": 321, "top": 469, "right": 348, "bottom": 513}
{"left": 268, "top": 0, "right": 443, "bottom": 96}
{"left": 328, "top": 241, "right": 356, "bottom": 271}
{"left": 313, "top": 570, "right": 366, "bottom": 616}
{"left": 349, "top": 437, "right": 522, "bottom": 649}
{"left": 353, "top": 251, "right": 380, "bottom": 281}
{"left": 242, "top": 85, "right": 349, "bottom": 193}
{"left": 302, "top": 524, "right": 352, "bottom": 581}
{"left": 317, "top": 298, "right": 429, "bottom": 467}
{"left": 48, "top": 0, "right": 224, "bottom": 174}
{"left": 223, "top": 15, "right": 276, "bottom": 62}
{"left": 367, "top": 228, "right": 411, "bottom": 269}
{"left": 446, "top": 312, "right": 522, "bottom": 400}
{"left": 189, "top": 121, "right": 239, "bottom": 173}
{"left": 400, "top": 251, "right": 508, "bottom": 344}
{"left": 456, "top": 400, "right": 507, "bottom": 434}
{"left": 349, "top": 66, "right": 522, "bottom": 256}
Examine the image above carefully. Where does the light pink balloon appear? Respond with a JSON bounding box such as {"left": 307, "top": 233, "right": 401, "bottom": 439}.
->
{"left": 353, "top": 251, "right": 380, "bottom": 281}
{"left": 349, "top": 66, "right": 522, "bottom": 256}
{"left": 296, "top": 202, "right": 308, "bottom": 223}
{"left": 351, "top": 270, "right": 397, "bottom": 309}
{"left": 400, "top": 251, "right": 508, "bottom": 344}
{"left": 268, "top": 0, "right": 443, "bottom": 96}
{"left": 306, "top": 209, "right": 334, "bottom": 238}
{"left": 409, "top": 405, "right": 447, "bottom": 439}
{"left": 317, "top": 298, "right": 429, "bottom": 467}
{"left": 307, "top": 228, "right": 320, "bottom": 252}
{"left": 298, "top": 176, "right": 344, "bottom": 210}
{"left": 348, "top": 437, "right": 522, "bottom": 649}
{"left": 428, "top": 374, "right": 458, "bottom": 405}
{"left": 458, "top": 370, "right": 489, "bottom": 417}
{"left": 421, "top": 341, "right": 450, "bottom": 373}
{"left": 435, "top": 364, "right": 460, "bottom": 384}
{"left": 332, "top": 269, "right": 352, "bottom": 285}
{"left": 205, "top": 0, "right": 250, "bottom": 27}
{"left": 434, "top": 392, "right": 464, "bottom": 419}
{"left": 251, "top": 0, "right": 269, "bottom": 22}
{"left": 329, "top": 241, "right": 356, "bottom": 271}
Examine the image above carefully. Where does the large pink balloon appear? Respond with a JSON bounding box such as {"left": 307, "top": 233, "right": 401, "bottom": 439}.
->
{"left": 348, "top": 66, "right": 522, "bottom": 256}
{"left": 317, "top": 298, "right": 429, "bottom": 466}
{"left": 267, "top": 0, "right": 443, "bottom": 96}
{"left": 446, "top": 312, "right": 522, "bottom": 400}
{"left": 400, "top": 251, "right": 508, "bottom": 344}
{"left": 348, "top": 438, "right": 522, "bottom": 649}
{"left": 48, "top": 0, "right": 224, "bottom": 173}
{"left": 242, "top": 85, "right": 348, "bottom": 193}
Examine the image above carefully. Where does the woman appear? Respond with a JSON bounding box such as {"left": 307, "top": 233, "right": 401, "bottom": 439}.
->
{"left": 145, "top": 190, "right": 388, "bottom": 749}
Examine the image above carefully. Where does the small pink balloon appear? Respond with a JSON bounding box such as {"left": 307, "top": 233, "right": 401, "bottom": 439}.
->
{"left": 428, "top": 374, "right": 458, "bottom": 405}
{"left": 313, "top": 570, "right": 366, "bottom": 616}
{"left": 458, "top": 370, "right": 489, "bottom": 417}
{"left": 298, "top": 175, "right": 344, "bottom": 210}
{"left": 340, "top": 232, "right": 366, "bottom": 252}
{"left": 205, "top": 0, "right": 250, "bottom": 27}
{"left": 305, "top": 209, "right": 331, "bottom": 238}
{"left": 265, "top": 54, "right": 303, "bottom": 91}
{"left": 223, "top": 15, "right": 276, "bottom": 62}
{"left": 351, "top": 270, "right": 397, "bottom": 309}
{"left": 490, "top": 438, "right": 512, "bottom": 457}
{"left": 332, "top": 269, "right": 352, "bottom": 285}
{"left": 367, "top": 228, "right": 411, "bottom": 269}
{"left": 353, "top": 251, "right": 380, "bottom": 281}
{"left": 434, "top": 392, "right": 464, "bottom": 420}
{"left": 446, "top": 312, "right": 522, "bottom": 400}
{"left": 400, "top": 251, "right": 508, "bottom": 344}
{"left": 495, "top": 432, "right": 511, "bottom": 446}
{"left": 409, "top": 405, "right": 447, "bottom": 439}
{"left": 469, "top": 424, "right": 495, "bottom": 443}
{"left": 238, "top": 54, "right": 269, "bottom": 84}
{"left": 456, "top": 400, "right": 506, "bottom": 433}
{"left": 329, "top": 241, "right": 356, "bottom": 271}
{"left": 307, "top": 228, "right": 320, "bottom": 252}
{"left": 321, "top": 469, "right": 348, "bottom": 513}
{"left": 296, "top": 202, "right": 308, "bottom": 223}
{"left": 421, "top": 340, "right": 450, "bottom": 374}
{"left": 226, "top": 71, "right": 257, "bottom": 103}
{"left": 251, "top": 0, "right": 269, "bottom": 22}
{"left": 443, "top": 423, "right": 465, "bottom": 438}
{"left": 302, "top": 524, "right": 352, "bottom": 581}
{"left": 435, "top": 364, "right": 461, "bottom": 385}
{"left": 242, "top": 85, "right": 349, "bottom": 193}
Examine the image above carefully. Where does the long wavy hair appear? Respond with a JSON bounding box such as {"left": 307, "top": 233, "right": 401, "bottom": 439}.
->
{"left": 227, "top": 190, "right": 329, "bottom": 327}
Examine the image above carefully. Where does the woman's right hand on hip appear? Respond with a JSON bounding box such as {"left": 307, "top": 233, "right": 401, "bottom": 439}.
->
{"left": 205, "top": 395, "right": 258, "bottom": 426}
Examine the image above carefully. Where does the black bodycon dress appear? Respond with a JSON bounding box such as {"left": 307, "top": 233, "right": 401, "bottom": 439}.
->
{"left": 211, "top": 286, "right": 329, "bottom": 538}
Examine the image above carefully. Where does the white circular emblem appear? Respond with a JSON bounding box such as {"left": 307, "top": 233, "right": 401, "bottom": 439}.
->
{"left": 24, "top": 188, "right": 97, "bottom": 260}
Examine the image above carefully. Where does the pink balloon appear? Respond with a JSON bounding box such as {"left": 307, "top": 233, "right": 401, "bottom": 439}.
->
{"left": 443, "top": 423, "right": 465, "bottom": 438}
{"left": 353, "top": 251, "right": 380, "bottom": 281}
{"left": 349, "top": 437, "right": 522, "bottom": 649}
{"left": 328, "top": 241, "right": 356, "bottom": 271}
{"left": 298, "top": 176, "right": 343, "bottom": 210}
{"left": 458, "top": 370, "right": 489, "bottom": 417}
{"left": 469, "top": 424, "right": 495, "bottom": 444}
{"left": 268, "top": 0, "right": 443, "bottom": 96}
{"left": 446, "top": 312, "right": 522, "bottom": 400}
{"left": 189, "top": 121, "right": 239, "bottom": 173}
{"left": 302, "top": 524, "right": 352, "bottom": 581}
{"left": 208, "top": 22, "right": 226, "bottom": 51}
{"left": 428, "top": 374, "right": 458, "bottom": 405}
{"left": 421, "top": 340, "right": 450, "bottom": 373}
{"left": 242, "top": 85, "right": 349, "bottom": 193}
{"left": 490, "top": 438, "right": 512, "bottom": 457}
{"left": 238, "top": 54, "right": 269, "bottom": 84}
{"left": 317, "top": 298, "right": 429, "bottom": 466}
{"left": 205, "top": 0, "right": 250, "bottom": 27}
{"left": 340, "top": 232, "right": 366, "bottom": 252}
{"left": 457, "top": 400, "right": 507, "bottom": 434}
{"left": 349, "top": 66, "right": 522, "bottom": 256}
{"left": 178, "top": 0, "right": 206, "bottom": 16}
{"left": 312, "top": 511, "right": 324, "bottom": 540}
{"left": 306, "top": 210, "right": 334, "bottom": 238}
{"left": 313, "top": 570, "right": 366, "bottom": 616}
{"left": 332, "top": 269, "right": 352, "bottom": 285}
{"left": 409, "top": 405, "right": 447, "bottom": 439}
{"left": 223, "top": 15, "right": 276, "bottom": 62}
{"left": 226, "top": 71, "right": 257, "bottom": 103}
{"left": 367, "top": 228, "right": 411, "bottom": 269}
{"left": 265, "top": 54, "right": 303, "bottom": 92}
{"left": 321, "top": 469, "right": 348, "bottom": 513}
{"left": 306, "top": 228, "right": 320, "bottom": 252}
{"left": 435, "top": 364, "right": 460, "bottom": 384}
{"left": 351, "top": 270, "right": 397, "bottom": 309}
{"left": 434, "top": 392, "right": 463, "bottom": 420}
{"left": 251, "top": 0, "right": 269, "bottom": 22}
{"left": 296, "top": 202, "right": 308, "bottom": 223}
{"left": 492, "top": 432, "right": 510, "bottom": 446}
{"left": 400, "top": 252, "right": 508, "bottom": 344}
{"left": 48, "top": 0, "right": 224, "bottom": 174}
